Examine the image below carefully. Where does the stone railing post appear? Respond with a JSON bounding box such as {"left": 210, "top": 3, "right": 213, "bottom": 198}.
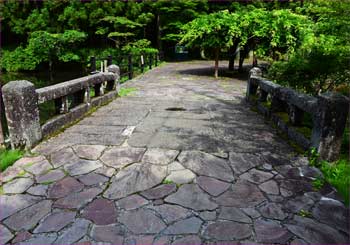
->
{"left": 2, "top": 80, "right": 42, "bottom": 149}
{"left": 311, "top": 92, "right": 349, "bottom": 162}
{"left": 246, "top": 67, "right": 262, "bottom": 99}
{"left": 107, "top": 65, "right": 120, "bottom": 91}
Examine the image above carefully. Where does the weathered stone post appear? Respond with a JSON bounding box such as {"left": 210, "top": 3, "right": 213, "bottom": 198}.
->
{"left": 246, "top": 67, "right": 262, "bottom": 100}
{"left": 311, "top": 92, "right": 349, "bottom": 162}
{"left": 2, "top": 80, "right": 42, "bottom": 149}
{"left": 107, "top": 65, "right": 120, "bottom": 91}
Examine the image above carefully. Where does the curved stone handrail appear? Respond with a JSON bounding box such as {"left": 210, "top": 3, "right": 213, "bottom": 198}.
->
{"left": 247, "top": 67, "right": 349, "bottom": 162}
{"left": 2, "top": 65, "right": 120, "bottom": 149}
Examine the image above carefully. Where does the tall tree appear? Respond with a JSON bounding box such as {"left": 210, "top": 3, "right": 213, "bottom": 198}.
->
{"left": 180, "top": 10, "right": 241, "bottom": 78}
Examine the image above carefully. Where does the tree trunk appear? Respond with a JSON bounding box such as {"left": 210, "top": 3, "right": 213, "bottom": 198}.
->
{"left": 214, "top": 48, "right": 219, "bottom": 78}
{"left": 228, "top": 46, "right": 235, "bottom": 71}
{"left": 239, "top": 48, "right": 245, "bottom": 72}
{"left": 156, "top": 13, "right": 162, "bottom": 53}
{"left": 228, "top": 40, "right": 239, "bottom": 71}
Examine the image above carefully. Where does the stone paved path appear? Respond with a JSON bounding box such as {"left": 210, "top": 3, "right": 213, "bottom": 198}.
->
{"left": 1, "top": 61, "right": 349, "bottom": 244}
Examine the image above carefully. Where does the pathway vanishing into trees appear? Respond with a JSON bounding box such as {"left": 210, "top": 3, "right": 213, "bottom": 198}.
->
{"left": 0, "top": 61, "right": 349, "bottom": 244}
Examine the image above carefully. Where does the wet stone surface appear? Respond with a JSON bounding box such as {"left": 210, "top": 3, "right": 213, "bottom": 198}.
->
{"left": 1, "top": 61, "right": 348, "bottom": 244}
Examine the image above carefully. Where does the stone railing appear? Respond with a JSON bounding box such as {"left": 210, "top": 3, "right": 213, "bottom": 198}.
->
{"left": 2, "top": 65, "right": 120, "bottom": 149}
{"left": 247, "top": 67, "right": 349, "bottom": 162}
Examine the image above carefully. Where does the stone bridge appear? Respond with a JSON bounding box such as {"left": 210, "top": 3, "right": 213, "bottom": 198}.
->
{"left": 0, "top": 61, "right": 349, "bottom": 244}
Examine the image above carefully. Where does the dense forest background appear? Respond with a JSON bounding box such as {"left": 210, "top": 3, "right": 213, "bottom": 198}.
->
{"left": 1, "top": 0, "right": 349, "bottom": 95}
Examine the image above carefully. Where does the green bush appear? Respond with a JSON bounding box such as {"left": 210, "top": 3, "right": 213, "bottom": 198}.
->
{"left": 0, "top": 149, "right": 23, "bottom": 172}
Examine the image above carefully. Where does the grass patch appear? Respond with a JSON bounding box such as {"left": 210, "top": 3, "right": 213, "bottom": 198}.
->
{"left": 118, "top": 87, "right": 137, "bottom": 97}
{"left": 309, "top": 148, "right": 350, "bottom": 206}
{"left": 312, "top": 178, "right": 325, "bottom": 190}
{"left": 162, "top": 179, "right": 174, "bottom": 185}
{"left": 298, "top": 209, "right": 312, "bottom": 218}
{"left": 320, "top": 159, "right": 350, "bottom": 205}
{"left": 0, "top": 149, "right": 23, "bottom": 172}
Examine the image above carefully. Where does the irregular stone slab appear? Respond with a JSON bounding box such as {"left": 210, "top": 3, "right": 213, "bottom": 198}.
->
{"left": 100, "top": 147, "right": 146, "bottom": 169}
{"left": 0, "top": 194, "right": 41, "bottom": 221}
{"left": 154, "top": 236, "right": 171, "bottom": 245}
{"left": 27, "top": 184, "right": 48, "bottom": 196}
{"left": 140, "top": 184, "right": 176, "bottom": 200}
{"left": 34, "top": 210, "right": 76, "bottom": 233}
{"left": 13, "top": 155, "right": 46, "bottom": 167}
{"left": 178, "top": 151, "right": 234, "bottom": 182}
{"left": 254, "top": 219, "right": 292, "bottom": 244}
{"left": 125, "top": 235, "right": 155, "bottom": 245}
{"left": 215, "top": 180, "right": 265, "bottom": 208}
{"left": 3, "top": 178, "right": 34, "bottom": 194}
{"left": 82, "top": 198, "right": 117, "bottom": 225}
{"left": 172, "top": 235, "right": 202, "bottom": 245}
{"left": 279, "top": 179, "right": 313, "bottom": 194}
{"left": 286, "top": 216, "right": 349, "bottom": 244}
{"left": 119, "top": 209, "right": 166, "bottom": 234}
{"left": 229, "top": 152, "right": 261, "bottom": 174}
{"left": 259, "top": 180, "right": 279, "bottom": 195}
{"left": 0, "top": 165, "right": 23, "bottom": 183}
{"left": 50, "top": 147, "right": 79, "bottom": 167}
{"left": 284, "top": 195, "right": 314, "bottom": 213}
{"left": 103, "top": 163, "right": 167, "bottom": 199}
{"left": 204, "top": 221, "right": 251, "bottom": 240}
{"left": 90, "top": 224, "right": 124, "bottom": 244}
{"left": 78, "top": 172, "right": 109, "bottom": 186}
{"left": 64, "top": 159, "right": 103, "bottom": 176}
{"left": 240, "top": 169, "right": 273, "bottom": 184}
{"left": 196, "top": 176, "right": 230, "bottom": 197}
{"left": 165, "top": 184, "right": 218, "bottom": 211}
{"left": 36, "top": 169, "right": 65, "bottom": 183}
{"left": 48, "top": 176, "right": 84, "bottom": 199}
{"left": 199, "top": 211, "right": 216, "bottom": 221}
{"left": 12, "top": 231, "right": 32, "bottom": 244}
{"left": 164, "top": 217, "right": 203, "bottom": 235}
{"left": 94, "top": 166, "right": 115, "bottom": 177}
{"left": 259, "top": 203, "right": 287, "bottom": 220}
{"left": 116, "top": 194, "right": 148, "bottom": 210}
{"left": 219, "top": 207, "right": 251, "bottom": 223}
{"left": 0, "top": 224, "right": 14, "bottom": 244}
{"left": 167, "top": 161, "right": 185, "bottom": 173}
{"left": 20, "top": 233, "right": 57, "bottom": 244}
{"left": 4, "top": 200, "right": 52, "bottom": 231}
{"left": 149, "top": 204, "right": 191, "bottom": 224}
{"left": 54, "top": 187, "right": 102, "bottom": 209}
{"left": 73, "top": 145, "right": 106, "bottom": 160}
{"left": 142, "top": 148, "right": 179, "bottom": 165}
{"left": 312, "top": 198, "right": 349, "bottom": 234}
{"left": 23, "top": 158, "right": 52, "bottom": 175}
{"left": 55, "top": 218, "right": 91, "bottom": 244}
{"left": 242, "top": 208, "right": 261, "bottom": 219}
{"left": 165, "top": 169, "right": 196, "bottom": 184}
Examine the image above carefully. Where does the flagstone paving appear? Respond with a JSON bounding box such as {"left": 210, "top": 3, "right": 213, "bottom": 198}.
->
{"left": 0, "top": 61, "right": 349, "bottom": 244}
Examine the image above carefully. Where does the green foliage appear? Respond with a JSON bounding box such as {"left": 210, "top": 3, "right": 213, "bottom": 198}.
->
{"left": 1, "top": 30, "right": 87, "bottom": 72}
{"left": 122, "top": 39, "right": 158, "bottom": 55}
{"left": 180, "top": 10, "right": 241, "bottom": 49}
{"left": 0, "top": 149, "right": 24, "bottom": 172}
{"left": 268, "top": 0, "right": 350, "bottom": 94}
